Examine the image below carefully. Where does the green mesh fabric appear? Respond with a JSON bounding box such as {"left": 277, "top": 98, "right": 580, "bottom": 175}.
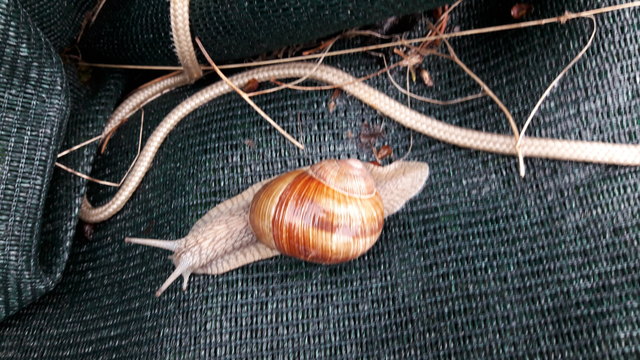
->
{"left": 0, "top": 0, "right": 128, "bottom": 320}
{"left": 79, "top": 0, "right": 450, "bottom": 64}
{"left": 0, "top": 0, "right": 69, "bottom": 319}
{"left": 19, "top": 0, "right": 93, "bottom": 51}
{"left": 2, "top": 0, "right": 640, "bottom": 358}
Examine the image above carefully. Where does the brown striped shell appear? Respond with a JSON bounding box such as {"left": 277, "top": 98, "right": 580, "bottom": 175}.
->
{"left": 249, "top": 159, "right": 385, "bottom": 264}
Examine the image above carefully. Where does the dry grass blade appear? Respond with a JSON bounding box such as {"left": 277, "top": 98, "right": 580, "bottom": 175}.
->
{"left": 55, "top": 162, "right": 119, "bottom": 187}
{"left": 55, "top": 111, "right": 146, "bottom": 187}
{"left": 57, "top": 135, "right": 102, "bottom": 158}
{"left": 118, "top": 110, "right": 146, "bottom": 185}
{"left": 441, "top": 40, "right": 519, "bottom": 140}
{"left": 75, "top": 0, "right": 108, "bottom": 44}
{"left": 194, "top": 37, "right": 305, "bottom": 150}
{"left": 383, "top": 56, "right": 486, "bottom": 105}
{"left": 78, "top": 2, "right": 640, "bottom": 72}
{"left": 342, "top": 29, "right": 394, "bottom": 39}
{"left": 248, "top": 37, "right": 338, "bottom": 97}
{"left": 516, "top": 16, "right": 598, "bottom": 177}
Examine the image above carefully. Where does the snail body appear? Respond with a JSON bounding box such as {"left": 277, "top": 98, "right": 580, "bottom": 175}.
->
{"left": 126, "top": 158, "right": 429, "bottom": 296}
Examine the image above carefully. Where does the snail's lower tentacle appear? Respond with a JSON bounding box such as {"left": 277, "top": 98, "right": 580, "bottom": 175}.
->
{"left": 80, "top": 62, "right": 640, "bottom": 223}
{"left": 155, "top": 261, "right": 191, "bottom": 297}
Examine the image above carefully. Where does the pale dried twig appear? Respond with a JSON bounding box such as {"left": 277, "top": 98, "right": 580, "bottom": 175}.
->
{"left": 57, "top": 135, "right": 102, "bottom": 158}
{"left": 439, "top": 33, "right": 521, "bottom": 148}
{"left": 55, "top": 162, "right": 120, "bottom": 187}
{"left": 248, "top": 36, "right": 338, "bottom": 97}
{"left": 55, "top": 110, "right": 146, "bottom": 187}
{"left": 194, "top": 37, "right": 305, "bottom": 150}
{"left": 77, "top": 2, "right": 640, "bottom": 71}
{"left": 119, "top": 110, "right": 145, "bottom": 184}
{"left": 383, "top": 55, "right": 486, "bottom": 106}
{"left": 516, "top": 15, "right": 598, "bottom": 177}
{"left": 75, "top": 0, "right": 108, "bottom": 44}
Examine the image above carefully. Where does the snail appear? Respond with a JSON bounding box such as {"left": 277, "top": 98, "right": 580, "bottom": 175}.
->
{"left": 126, "top": 158, "right": 429, "bottom": 296}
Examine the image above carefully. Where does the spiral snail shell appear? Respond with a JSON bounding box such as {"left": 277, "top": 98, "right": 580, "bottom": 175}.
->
{"left": 126, "top": 158, "right": 429, "bottom": 296}
{"left": 250, "top": 159, "right": 384, "bottom": 264}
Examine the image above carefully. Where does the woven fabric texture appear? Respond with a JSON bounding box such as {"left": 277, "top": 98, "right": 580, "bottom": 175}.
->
{"left": 2, "top": 0, "right": 640, "bottom": 358}
{"left": 79, "top": 0, "right": 450, "bottom": 65}
{"left": 19, "top": 0, "right": 93, "bottom": 51}
{"left": 0, "top": 0, "right": 70, "bottom": 320}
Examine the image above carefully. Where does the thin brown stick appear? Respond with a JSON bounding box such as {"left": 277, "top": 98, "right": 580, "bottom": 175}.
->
{"left": 438, "top": 0, "right": 463, "bottom": 24}
{"left": 56, "top": 110, "right": 145, "bottom": 187}
{"left": 440, "top": 38, "right": 520, "bottom": 145}
{"left": 76, "top": 0, "right": 108, "bottom": 44}
{"left": 405, "top": 64, "right": 411, "bottom": 107}
{"left": 384, "top": 58, "right": 486, "bottom": 105}
{"left": 247, "top": 37, "right": 338, "bottom": 97}
{"left": 269, "top": 60, "right": 405, "bottom": 91}
{"left": 418, "top": 0, "right": 460, "bottom": 51}
{"left": 301, "top": 37, "right": 339, "bottom": 55}
{"left": 516, "top": 16, "right": 597, "bottom": 177}
{"left": 57, "top": 135, "right": 102, "bottom": 158}
{"left": 77, "top": 2, "right": 640, "bottom": 71}
{"left": 194, "top": 37, "right": 305, "bottom": 150}
{"left": 55, "top": 162, "right": 120, "bottom": 187}
{"left": 89, "top": 0, "right": 108, "bottom": 26}
{"left": 342, "top": 29, "right": 394, "bottom": 39}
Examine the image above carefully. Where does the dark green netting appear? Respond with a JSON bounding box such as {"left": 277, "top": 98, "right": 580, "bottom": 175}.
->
{"left": 79, "top": 0, "right": 451, "bottom": 64}
{"left": 19, "top": 0, "right": 93, "bottom": 51}
{"left": 0, "top": 0, "right": 70, "bottom": 319}
{"left": 2, "top": 0, "right": 640, "bottom": 358}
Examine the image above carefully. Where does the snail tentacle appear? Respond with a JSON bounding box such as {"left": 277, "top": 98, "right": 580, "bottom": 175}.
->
{"left": 127, "top": 181, "right": 282, "bottom": 296}
{"left": 364, "top": 161, "right": 430, "bottom": 216}
{"left": 155, "top": 261, "right": 191, "bottom": 297}
{"left": 125, "top": 237, "right": 181, "bottom": 251}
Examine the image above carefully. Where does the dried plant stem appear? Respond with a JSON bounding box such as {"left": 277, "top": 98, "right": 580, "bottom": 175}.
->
{"left": 76, "top": 0, "right": 108, "bottom": 43}
{"left": 439, "top": 38, "right": 520, "bottom": 146}
{"left": 405, "top": 65, "right": 411, "bottom": 107}
{"left": 55, "top": 162, "right": 119, "bottom": 187}
{"left": 77, "top": 2, "right": 640, "bottom": 72}
{"left": 516, "top": 16, "right": 597, "bottom": 177}
{"left": 417, "top": 0, "right": 460, "bottom": 50}
{"left": 56, "top": 111, "right": 146, "bottom": 187}
{"left": 57, "top": 135, "right": 102, "bottom": 158}
{"left": 342, "top": 29, "right": 394, "bottom": 39}
{"left": 194, "top": 37, "right": 305, "bottom": 150}
{"left": 248, "top": 37, "right": 338, "bottom": 97}
{"left": 119, "top": 111, "right": 145, "bottom": 185}
{"left": 270, "top": 61, "right": 405, "bottom": 91}
{"left": 383, "top": 55, "right": 486, "bottom": 105}
{"left": 89, "top": 0, "right": 107, "bottom": 27}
